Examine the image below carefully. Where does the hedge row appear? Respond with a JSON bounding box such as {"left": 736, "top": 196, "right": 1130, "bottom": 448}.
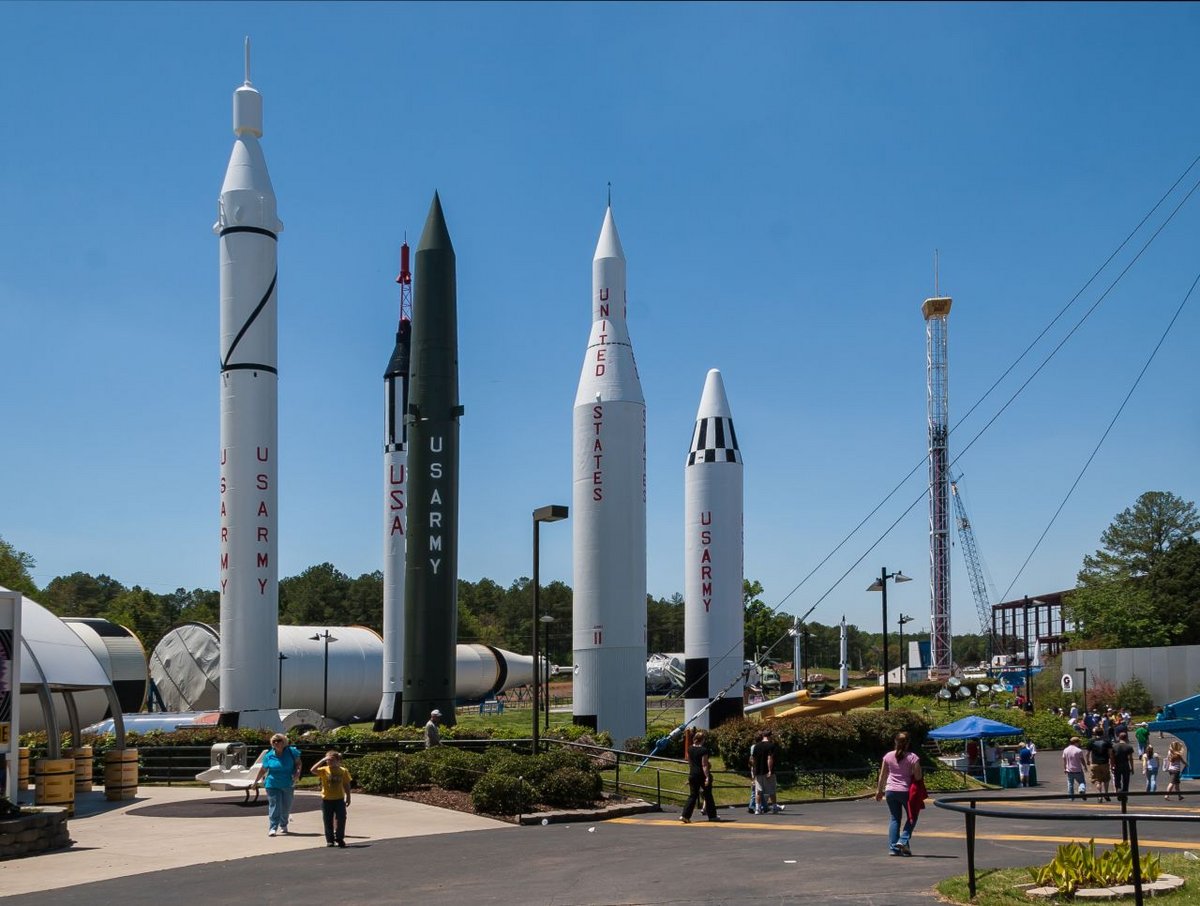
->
{"left": 348, "top": 746, "right": 605, "bottom": 815}
{"left": 710, "top": 709, "right": 933, "bottom": 772}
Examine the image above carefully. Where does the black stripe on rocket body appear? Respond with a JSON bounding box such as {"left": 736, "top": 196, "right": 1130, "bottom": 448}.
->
{"left": 221, "top": 270, "right": 278, "bottom": 371}
{"left": 686, "top": 415, "right": 742, "bottom": 465}
{"left": 684, "top": 657, "right": 710, "bottom": 698}
{"left": 220, "top": 226, "right": 278, "bottom": 239}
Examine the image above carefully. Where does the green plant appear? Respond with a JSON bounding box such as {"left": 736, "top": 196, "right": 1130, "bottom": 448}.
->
{"left": 427, "top": 749, "right": 487, "bottom": 792}
{"left": 470, "top": 773, "right": 536, "bottom": 815}
{"left": 537, "top": 767, "right": 603, "bottom": 808}
{"left": 1028, "top": 840, "right": 1161, "bottom": 895}
{"left": 1116, "top": 675, "right": 1155, "bottom": 714}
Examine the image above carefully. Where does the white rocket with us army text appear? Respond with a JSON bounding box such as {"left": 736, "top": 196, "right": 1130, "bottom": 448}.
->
{"left": 572, "top": 204, "right": 647, "bottom": 747}
{"left": 683, "top": 369, "right": 744, "bottom": 730}
{"left": 215, "top": 41, "right": 282, "bottom": 729}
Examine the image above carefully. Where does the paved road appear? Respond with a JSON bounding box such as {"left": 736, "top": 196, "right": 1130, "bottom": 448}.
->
{"left": 5, "top": 788, "right": 1197, "bottom": 905}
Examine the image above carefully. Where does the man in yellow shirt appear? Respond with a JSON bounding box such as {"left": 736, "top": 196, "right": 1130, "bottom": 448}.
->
{"left": 311, "top": 750, "right": 352, "bottom": 847}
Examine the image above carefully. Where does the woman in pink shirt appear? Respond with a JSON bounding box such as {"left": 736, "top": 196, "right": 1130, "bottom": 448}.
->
{"left": 875, "top": 732, "right": 923, "bottom": 856}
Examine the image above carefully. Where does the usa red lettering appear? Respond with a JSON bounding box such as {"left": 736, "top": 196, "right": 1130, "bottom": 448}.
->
{"left": 599, "top": 289, "right": 609, "bottom": 303}
{"left": 257, "top": 501, "right": 269, "bottom": 517}
{"left": 593, "top": 487, "right": 602, "bottom": 501}
{"left": 390, "top": 516, "right": 404, "bottom": 536}
{"left": 258, "top": 527, "right": 269, "bottom": 542}
{"left": 701, "top": 566, "right": 712, "bottom": 580}
{"left": 389, "top": 489, "right": 405, "bottom": 510}
{"left": 593, "top": 471, "right": 602, "bottom": 484}
{"left": 220, "top": 477, "right": 226, "bottom": 493}
{"left": 389, "top": 463, "right": 406, "bottom": 484}
{"left": 257, "top": 474, "right": 268, "bottom": 490}
{"left": 220, "top": 552, "right": 229, "bottom": 569}
{"left": 257, "top": 447, "right": 269, "bottom": 462}
{"left": 257, "top": 552, "right": 269, "bottom": 568}
{"left": 701, "top": 549, "right": 711, "bottom": 563}
{"left": 258, "top": 578, "right": 268, "bottom": 594}
{"left": 701, "top": 530, "right": 711, "bottom": 544}
{"left": 220, "top": 501, "right": 227, "bottom": 516}
{"left": 596, "top": 348, "right": 606, "bottom": 362}
{"left": 595, "top": 363, "right": 605, "bottom": 377}
{"left": 221, "top": 527, "right": 229, "bottom": 542}
{"left": 702, "top": 582, "right": 712, "bottom": 598}
{"left": 220, "top": 449, "right": 227, "bottom": 465}
{"left": 700, "top": 512, "right": 712, "bottom": 526}
{"left": 220, "top": 578, "right": 228, "bottom": 593}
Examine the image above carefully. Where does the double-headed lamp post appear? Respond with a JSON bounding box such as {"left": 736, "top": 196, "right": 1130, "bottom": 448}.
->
{"left": 532, "top": 504, "right": 569, "bottom": 754}
{"left": 540, "top": 614, "right": 556, "bottom": 730}
{"left": 309, "top": 630, "right": 338, "bottom": 719}
{"left": 868, "top": 568, "right": 912, "bottom": 711}
{"left": 897, "top": 614, "right": 914, "bottom": 695}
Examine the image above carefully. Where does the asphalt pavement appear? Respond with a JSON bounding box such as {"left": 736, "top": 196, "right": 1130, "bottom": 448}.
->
{"left": 3, "top": 783, "right": 1197, "bottom": 904}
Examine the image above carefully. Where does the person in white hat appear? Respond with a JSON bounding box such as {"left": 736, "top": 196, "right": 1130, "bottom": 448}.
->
{"left": 424, "top": 709, "right": 443, "bottom": 748}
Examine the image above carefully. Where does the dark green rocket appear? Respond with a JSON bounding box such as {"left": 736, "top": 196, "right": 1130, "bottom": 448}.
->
{"left": 402, "top": 193, "right": 462, "bottom": 726}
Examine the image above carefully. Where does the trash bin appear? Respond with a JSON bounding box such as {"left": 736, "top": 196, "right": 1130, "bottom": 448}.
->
{"left": 1000, "top": 764, "right": 1019, "bottom": 788}
{"left": 1028, "top": 763, "right": 1038, "bottom": 786}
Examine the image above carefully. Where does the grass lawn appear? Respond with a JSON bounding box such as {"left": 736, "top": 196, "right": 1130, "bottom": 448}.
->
{"left": 936, "top": 852, "right": 1200, "bottom": 905}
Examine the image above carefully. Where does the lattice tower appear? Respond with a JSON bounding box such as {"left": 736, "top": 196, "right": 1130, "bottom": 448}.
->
{"left": 923, "top": 296, "right": 953, "bottom": 679}
{"left": 950, "top": 479, "right": 998, "bottom": 661}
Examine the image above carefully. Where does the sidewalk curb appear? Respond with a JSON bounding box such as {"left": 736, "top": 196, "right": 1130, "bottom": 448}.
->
{"left": 519, "top": 800, "right": 662, "bottom": 825}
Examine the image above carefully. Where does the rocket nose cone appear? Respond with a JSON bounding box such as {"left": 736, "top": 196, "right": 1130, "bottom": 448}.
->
{"left": 418, "top": 191, "right": 454, "bottom": 253}
{"left": 593, "top": 205, "right": 625, "bottom": 261}
{"left": 696, "top": 368, "right": 733, "bottom": 419}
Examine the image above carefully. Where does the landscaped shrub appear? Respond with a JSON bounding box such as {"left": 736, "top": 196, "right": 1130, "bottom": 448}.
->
{"left": 1116, "top": 676, "right": 1155, "bottom": 715}
{"left": 471, "top": 773, "right": 536, "bottom": 815}
{"left": 486, "top": 752, "right": 541, "bottom": 782}
{"left": 349, "top": 753, "right": 404, "bottom": 794}
{"left": 428, "top": 749, "right": 487, "bottom": 792}
{"left": 537, "top": 767, "right": 603, "bottom": 808}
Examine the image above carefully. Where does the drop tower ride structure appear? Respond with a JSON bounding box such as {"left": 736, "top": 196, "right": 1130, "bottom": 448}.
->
{"left": 923, "top": 295, "right": 952, "bottom": 679}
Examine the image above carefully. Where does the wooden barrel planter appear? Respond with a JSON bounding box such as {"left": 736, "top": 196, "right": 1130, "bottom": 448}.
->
{"left": 67, "top": 745, "right": 94, "bottom": 793}
{"left": 104, "top": 748, "right": 139, "bottom": 801}
{"left": 34, "top": 757, "right": 76, "bottom": 815}
{"left": 17, "top": 747, "right": 30, "bottom": 789}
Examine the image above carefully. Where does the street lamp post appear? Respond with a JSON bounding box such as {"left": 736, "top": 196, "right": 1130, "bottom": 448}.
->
{"left": 868, "top": 567, "right": 912, "bottom": 711}
{"left": 309, "top": 630, "right": 338, "bottom": 719}
{"left": 1075, "top": 667, "right": 1088, "bottom": 715}
{"left": 532, "top": 504, "right": 569, "bottom": 754}
{"left": 897, "top": 614, "right": 914, "bottom": 695}
{"left": 540, "top": 614, "right": 556, "bottom": 730}
{"left": 277, "top": 652, "right": 288, "bottom": 709}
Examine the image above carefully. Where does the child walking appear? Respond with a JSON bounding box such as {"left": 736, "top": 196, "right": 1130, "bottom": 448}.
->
{"left": 311, "top": 750, "right": 353, "bottom": 847}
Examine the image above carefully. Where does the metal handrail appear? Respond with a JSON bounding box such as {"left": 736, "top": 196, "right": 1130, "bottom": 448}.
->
{"left": 935, "top": 790, "right": 1198, "bottom": 906}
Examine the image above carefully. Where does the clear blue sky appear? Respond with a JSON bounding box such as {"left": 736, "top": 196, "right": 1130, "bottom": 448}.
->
{"left": 2, "top": 2, "right": 1198, "bottom": 641}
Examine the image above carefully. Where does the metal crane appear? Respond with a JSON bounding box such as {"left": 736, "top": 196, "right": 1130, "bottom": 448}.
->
{"left": 950, "top": 477, "right": 999, "bottom": 662}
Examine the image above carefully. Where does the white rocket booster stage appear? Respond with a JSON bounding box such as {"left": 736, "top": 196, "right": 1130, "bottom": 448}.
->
{"left": 375, "top": 243, "right": 411, "bottom": 730}
{"left": 215, "top": 41, "right": 282, "bottom": 729}
{"left": 572, "top": 205, "right": 647, "bottom": 746}
{"left": 683, "top": 369, "right": 744, "bottom": 730}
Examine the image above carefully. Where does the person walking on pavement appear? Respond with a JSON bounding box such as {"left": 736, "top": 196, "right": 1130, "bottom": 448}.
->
{"left": 680, "top": 729, "right": 718, "bottom": 823}
{"left": 751, "top": 727, "right": 780, "bottom": 814}
{"left": 1062, "top": 736, "right": 1087, "bottom": 801}
{"left": 875, "top": 731, "right": 923, "bottom": 856}
{"left": 1086, "top": 726, "right": 1114, "bottom": 802}
{"left": 1165, "top": 741, "right": 1188, "bottom": 801}
{"left": 1142, "top": 744, "right": 1160, "bottom": 793}
{"left": 254, "top": 733, "right": 303, "bottom": 837}
{"left": 1111, "top": 731, "right": 1135, "bottom": 796}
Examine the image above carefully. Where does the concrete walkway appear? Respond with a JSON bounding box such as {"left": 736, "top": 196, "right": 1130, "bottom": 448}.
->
{"left": 0, "top": 785, "right": 508, "bottom": 898}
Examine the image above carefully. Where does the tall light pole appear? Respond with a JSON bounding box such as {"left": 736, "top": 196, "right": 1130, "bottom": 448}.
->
{"left": 1075, "top": 667, "right": 1088, "bottom": 715}
{"left": 897, "top": 614, "right": 914, "bottom": 695}
{"left": 540, "top": 614, "right": 556, "bottom": 730}
{"left": 277, "top": 652, "right": 288, "bottom": 710}
{"left": 868, "top": 568, "right": 912, "bottom": 711}
{"left": 532, "top": 505, "right": 568, "bottom": 754}
{"left": 309, "top": 630, "right": 338, "bottom": 719}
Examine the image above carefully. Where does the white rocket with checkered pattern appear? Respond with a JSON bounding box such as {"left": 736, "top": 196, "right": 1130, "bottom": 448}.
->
{"left": 572, "top": 205, "right": 647, "bottom": 747}
{"left": 684, "top": 369, "right": 744, "bottom": 729}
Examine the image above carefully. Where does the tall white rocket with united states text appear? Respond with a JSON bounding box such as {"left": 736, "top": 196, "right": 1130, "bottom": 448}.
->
{"left": 572, "top": 205, "right": 646, "bottom": 746}
{"left": 683, "top": 368, "right": 744, "bottom": 729}
{"left": 215, "top": 41, "right": 282, "bottom": 729}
